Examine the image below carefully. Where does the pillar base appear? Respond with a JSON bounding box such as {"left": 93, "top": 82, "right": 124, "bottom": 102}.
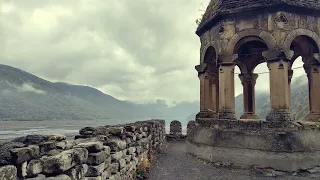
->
{"left": 218, "top": 110, "right": 236, "bottom": 120}
{"left": 240, "top": 113, "right": 258, "bottom": 120}
{"left": 196, "top": 111, "right": 218, "bottom": 119}
{"left": 307, "top": 113, "right": 320, "bottom": 122}
{"left": 187, "top": 119, "right": 320, "bottom": 172}
{"left": 266, "top": 109, "right": 293, "bottom": 122}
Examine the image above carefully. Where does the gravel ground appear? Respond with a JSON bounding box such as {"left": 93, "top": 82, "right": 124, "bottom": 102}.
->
{"left": 148, "top": 141, "right": 318, "bottom": 180}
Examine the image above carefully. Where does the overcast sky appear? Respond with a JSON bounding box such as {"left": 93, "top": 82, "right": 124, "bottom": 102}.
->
{"left": 0, "top": 0, "right": 305, "bottom": 104}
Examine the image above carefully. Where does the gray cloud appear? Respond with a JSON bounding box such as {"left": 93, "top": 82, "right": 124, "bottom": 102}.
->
{"left": 0, "top": 0, "right": 306, "bottom": 103}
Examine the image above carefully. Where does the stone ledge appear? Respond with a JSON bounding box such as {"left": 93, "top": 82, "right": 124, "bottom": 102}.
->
{"left": 187, "top": 124, "right": 320, "bottom": 153}
{"left": 187, "top": 141, "right": 320, "bottom": 172}
{"left": 195, "top": 118, "right": 320, "bottom": 131}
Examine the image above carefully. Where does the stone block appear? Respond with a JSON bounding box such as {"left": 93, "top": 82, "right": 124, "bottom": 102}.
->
{"left": 74, "top": 142, "right": 104, "bottom": 153}
{"left": 105, "top": 137, "right": 126, "bottom": 151}
{"left": 10, "top": 145, "right": 40, "bottom": 164}
{"left": 85, "top": 176, "right": 101, "bottom": 180}
{"left": 79, "top": 127, "right": 95, "bottom": 136}
{"left": 125, "top": 126, "right": 136, "bottom": 132}
{"left": 67, "top": 164, "right": 88, "bottom": 180}
{"left": 107, "top": 127, "right": 124, "bottom": 135}
{"left": 87, "top": 151, "right": 106, "bottom": 165}
{"left": 48, "top": 134, "right": 66, "bottom": 141}
{"left": 0, "top": 142, "right": 25, "bottom": 166}
{"left": 123, "top": 155, "right": 131, "bottom": 163}
{"left": 42, "top": 148, "right": 88, "bottom": 175}
{"left": 125, "top": 138, "right": 131, "bottom": 145}
{"left": 0, "top": 165, "right": 17, "bottom": 180}
{"left": 17, "top": 161, "right": 27, "bottom": 178}
{"left": 27, "top": 159, "right": 43, "bottom": 177}
{"left": 12, "top": 135, "right": 49, "bottom": 145}
{"left": 103, "top": 146, "right": 111, "bottom": 155}
{"left": 46, "top": 174, "right": 71, "bottom": 180}
{"left": 46, "top": 149, "right": 63, "bottom": 156}
{"left": 119, "top": 159, "right": 126, "bottom": 169}
{"left": 25, "top": 174, "right": 46, "bottom": 180}
{"left": 39, "top": 141, "right": 56, "bottom": 154}
{"left": 136, "top": 146, "right": 142, "bottom": 154}
{"left": 110, "top": 151, "right": 123, "bottom": 161}
{"left": 101, "top": 170, "right": 110, "bottom": 180}
{"left": 86, "top": 163, "right": 105, "bottom": 177}
{"left": 105, "top": 155, "right": 111, "bottom": 164}
{"left": 56, "top": 141, "right": 67, "bottom": 150}
{"left": 136, "top": 134, "right": 143, "bottom": 140}
{"left": 106, "top": 163, "right": 119, "bottom": 175}
{"left": 127, "top": 147, "right": 136, "bottom": 155}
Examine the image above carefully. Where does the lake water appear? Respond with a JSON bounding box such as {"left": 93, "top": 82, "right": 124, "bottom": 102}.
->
{"left": 0, "top": 118, "right": 188, "bottom": 141}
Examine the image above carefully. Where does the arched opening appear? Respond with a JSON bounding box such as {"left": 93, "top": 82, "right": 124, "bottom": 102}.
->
{"left": 290, "top": 56, "right": 309, "bottom": 121}
{"left": 233, "top": 36, "right": 269, "bottom": 119}
{"left": 253, "top": 63, "right": 270, "bottom": 120}
{"left": 234, "top": 65, "right": 242, "bottom": 119}
{"left": 203, "top": 46, "right": 217, "bottom": 65}
{"left": 290, "top": 35, "right": 320, "bottom": 121}
{"left": 199, "top": 46, "right": 219, "bottom": 116}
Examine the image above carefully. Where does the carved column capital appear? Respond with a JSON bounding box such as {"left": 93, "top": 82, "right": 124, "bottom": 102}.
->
{"left": 262, "top": 49, "right": 294, "bottom": 62}
{"left": 304, "top": 64, "right": 320, "bottom": 78}
{"left": 195, "top": 63, "right": 208, "bottom": 74}
{"left": 239, "top": 73, "right": 259, "bottom": 85}
{"left": 217, "top": 54, "right": 238, "bottom": 64}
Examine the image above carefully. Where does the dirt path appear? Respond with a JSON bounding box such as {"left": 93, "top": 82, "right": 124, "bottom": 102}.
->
{"left": 148, "top": 141, "right": 317, "bottom": 180}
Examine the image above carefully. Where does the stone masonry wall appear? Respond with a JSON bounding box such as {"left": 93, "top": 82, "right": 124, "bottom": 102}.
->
{"left": 0, "top": 120, "right": 166, "bottom": 180}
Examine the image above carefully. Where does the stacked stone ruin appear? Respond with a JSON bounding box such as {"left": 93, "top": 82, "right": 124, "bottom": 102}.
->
{"left": 186, "top": 121, "right": 195, "bottom": 136}
{"left": 169, "top": 121, "right": 182, "bottom": 136}
{"left": 166, "top": 120, "right": 186, "bottom": 141}
{"left": 0, "top": 120, "right": 166, "bottom": 180}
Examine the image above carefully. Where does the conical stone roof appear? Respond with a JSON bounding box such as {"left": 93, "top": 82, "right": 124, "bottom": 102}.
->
{"left": 197, "top": 0, "right": 320, "bottom": 35}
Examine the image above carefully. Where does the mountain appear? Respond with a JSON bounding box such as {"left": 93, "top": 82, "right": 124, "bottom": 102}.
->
{"left": 0, "top": 64, "right": 197, "bottom": 121}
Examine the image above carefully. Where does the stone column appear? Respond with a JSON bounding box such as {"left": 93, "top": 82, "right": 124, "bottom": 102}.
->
{"left": 288, "top": 69, "right": 293, "bottom": 112}
{"left": 203, "top": 72, "right": 212, "bottom": 111}
{"left": 266, "top": 60, "right": 292, "bottom": 121}
{"left": 211, "top": 73, "right": 219, "bottom": 114}
{"left": 239, "top": 73, "right": 259, "bottom": 119}
{"left": 304, "top": 64, "right": 320, "bottom": 122}
{"left": 199, "top": 72, "right": 206, "bottom": 112}
{"left": 218, "top": 63, "right": 236, "bottom": 120}
{"left": 196, "top": 64, "right": 218, "bottom": 119}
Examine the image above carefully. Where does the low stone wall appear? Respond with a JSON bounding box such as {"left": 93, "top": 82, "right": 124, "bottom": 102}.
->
{"left": 0, "top": 120, "right": 166, "bottom": 180}
{"left": 187, "top": 119, "right": 320, "bottom": 172}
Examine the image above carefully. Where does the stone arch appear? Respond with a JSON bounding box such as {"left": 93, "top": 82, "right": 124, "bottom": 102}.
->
{"left": 283, "top": 29, "right": 320, "bottom": 53}
{"left": 200, "top": 41, "right": 220, "bottom": 64}
{"left": 236, "top": 59, "right": 249, "bottom": 74}
{"left": 226, "top": 29, "right": 277, "bottom": 55}
{"left": 170, "top": 120, "right": 182, "bottom": 136}
{"left": 203, "top": 46, "right": 217, "bottom": 64}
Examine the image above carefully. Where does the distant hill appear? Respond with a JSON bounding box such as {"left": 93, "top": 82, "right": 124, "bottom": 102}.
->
{"left": 0, "top": 64, "right": 198, "bottom": 121}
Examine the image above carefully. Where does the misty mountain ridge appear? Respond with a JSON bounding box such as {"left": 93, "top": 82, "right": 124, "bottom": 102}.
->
{"left": 0, "top": 64, "right": 198, "bottom": 121}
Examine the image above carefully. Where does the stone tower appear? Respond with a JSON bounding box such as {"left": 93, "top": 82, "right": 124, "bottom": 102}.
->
{"left": 188, "top": 0, "right": 320, "bottom": 172}
{"left": 195, "top": 0, "right": 320, "bottom": 122}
